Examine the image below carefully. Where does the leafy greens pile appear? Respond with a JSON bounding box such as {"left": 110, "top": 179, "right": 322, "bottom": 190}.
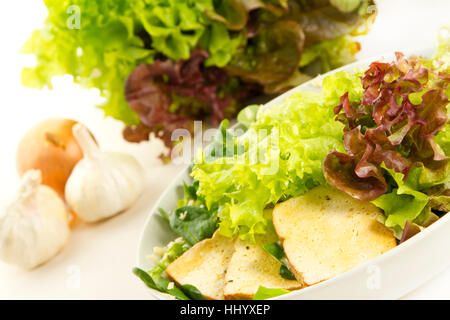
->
{"left": 192, "top": 33, "right": 450, "bottom": 242}
{"left": 324, "top": 46, "right": 450, "bottom": 240}
{"left": 191, "top": 72, "right": 358, "bottom": 241}
{"left": 23, "top": 0, "right": 376, "bottom": 153}
{"left": 133, "top": 180, "right": 215, "bottom": 300}
{"left": 135, "top": 31, "right": 449, "bottom": 301}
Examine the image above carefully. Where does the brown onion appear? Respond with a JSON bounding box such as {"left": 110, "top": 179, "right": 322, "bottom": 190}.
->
{"left": 16, "top": 118, "right": 94, "bottom": 200}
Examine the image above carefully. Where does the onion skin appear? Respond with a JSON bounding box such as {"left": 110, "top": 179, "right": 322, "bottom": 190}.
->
{"left": 16, "top": 118, "right": 87, "bottom": 199}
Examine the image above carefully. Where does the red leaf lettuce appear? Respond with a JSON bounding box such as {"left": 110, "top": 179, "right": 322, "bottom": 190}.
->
{"left": 324, "top": 52, "right": 450, "bottom": 238}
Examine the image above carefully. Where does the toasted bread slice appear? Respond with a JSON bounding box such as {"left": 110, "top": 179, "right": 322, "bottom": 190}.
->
{"left": 165, "top": 231, "right": 235, "bottom": 300}
{"left": 223, "top": 232, "right": 302, "bottom": 300}
{"left": 273, "top": 185, "right": 396, "bottom": 286}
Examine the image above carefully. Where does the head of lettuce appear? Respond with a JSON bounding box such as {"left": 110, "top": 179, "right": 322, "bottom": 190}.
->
{"left": 22, "top": 0, "right": 377, "bottom": 157}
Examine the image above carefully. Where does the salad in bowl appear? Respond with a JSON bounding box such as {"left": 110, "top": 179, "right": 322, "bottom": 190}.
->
{"left": 134, "top": 31, "right": 450, "bottom": 300}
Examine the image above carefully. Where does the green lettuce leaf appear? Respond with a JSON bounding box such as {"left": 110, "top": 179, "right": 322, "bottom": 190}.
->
{"left": 201, "top": 23, "right": 246, "bottom": 68}
{"left": 321, "top": 70, "right": 364, "bottom": 107}
{"left": 237, "top": 104, "right": 260, "bottom": 128}
{"left": 147, "top": 239, "right": 191, "bottom": 280}
{"left": 435, "top": 96, "right": 450, "bottom": 158}
{"left": 21, "top": 0, "right": 242, "bottom": 126}
{"left": 371, "top": 164, "right": 447, "bottom": 238}
{"left": 300, "top": 36, "right": 361, "bottom": 75}
{"left": 191, "top": 70, "right": 363, "bottom": 241}
{"left": 134, "top": 0, "right": 211, "bottom": 60}
{"left": 253, "top": 286, "right": 290, "bottom": 300}
{"left": 23, "top": 0, "right": 377, "bottom": 134}
{"left": 21, "top": 0, "right": 153, "bottom": 125}
{"left": 323, "top": 40, "right": 449, "bottom": 238}
{"left": 330, "top": 0, "right": 364, "bottom": 13}
{"left": 430, "top": 25, "right": 450, "bottom": 157}
{"left": 203, "top": 119, "right": 241, "bottom": 161}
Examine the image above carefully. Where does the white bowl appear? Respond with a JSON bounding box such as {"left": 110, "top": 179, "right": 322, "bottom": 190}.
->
{"left": 136, "top": 47, "right": 450, "bottom": 300}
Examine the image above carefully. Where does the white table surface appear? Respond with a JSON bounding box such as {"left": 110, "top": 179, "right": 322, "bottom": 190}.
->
{"left": 0, "top": 0, "right": 449, "bottom": 299}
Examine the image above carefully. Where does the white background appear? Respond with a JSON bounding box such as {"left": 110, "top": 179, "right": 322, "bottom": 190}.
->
{"left": 0, "top": 0, "right": 449, "bottom": 299}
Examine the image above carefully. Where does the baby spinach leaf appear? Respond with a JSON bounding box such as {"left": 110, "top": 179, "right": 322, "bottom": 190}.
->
{"left": 279, "top": 265, "right": 297, "bottom": 280}
{"left": 158, "top": 208, "right": 170, "bottom": 223}
{"left": 133, "top": 267, "right": 190, "bottom": 300}
{"left": 133, "top": 267, "right": 159, "bottom": 291}
{"left": 169, "top": 206, "right": 218, "bottom": 246}
{"left": 263, "top": 242, "right": 296, "bottom": 280}
{"left": 262, "top": 242, "right": 285, "bottom": 260}
{"left": 176, "top": 181, "right": 203, "bottom": 208}
{"left": 180, "top": 284, "right": 207, "bottom": 300}
{"left": 160, "top": 180, "right": 218, "bottom": 246}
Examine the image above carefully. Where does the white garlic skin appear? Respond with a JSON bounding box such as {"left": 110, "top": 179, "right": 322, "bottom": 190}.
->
{"left": 0, "top": 170, "right": 70, "bottom": 269}
{"left": 65, "top": 124, "right": 145, "bottom": 222}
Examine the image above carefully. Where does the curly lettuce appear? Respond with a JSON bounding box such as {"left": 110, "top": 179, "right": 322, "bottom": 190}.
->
{"left": 191, "top": 72, "right": 364, "bottom": 241}
{"left": 299, "top": 35, "right": 361, "bottom": 74}
{"left": 21, "top": 0, "right": 245, "bottom": 126}
{"left": 23, "top": 0, "right": 376, "bottom": 150}
{"left": 21, "top": 0, "right": 153, "bottom": 125}
{"left": 324, "top": 33, "right": 450, "bottom": 238}
{"left": 434, "top": 26, "right": 450, "bottom": 157}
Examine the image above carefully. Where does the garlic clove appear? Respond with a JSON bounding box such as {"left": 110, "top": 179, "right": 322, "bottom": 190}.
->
{"left": 65, "top": 124, "right": 145, "bottom": 223}
{"left": 0, "top": 170, "right": 70, "bottom": 269}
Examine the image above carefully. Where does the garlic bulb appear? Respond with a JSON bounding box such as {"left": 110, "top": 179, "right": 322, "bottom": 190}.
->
{"left": 65, "top": 124, "right": 145, "bottom": 222}
{"left": 0, "top": 170, "right": 70, "bottom": 269}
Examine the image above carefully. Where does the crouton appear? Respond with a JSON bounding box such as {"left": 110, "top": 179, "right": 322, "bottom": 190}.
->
{"left": 165, "top": 231, "right": 236, "bottom": 300}
{"left": 273, "top": 185, "right": 396, "bottom": 286}
{"left": 224, "top": 232, "right": 302, "bottom": 300}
